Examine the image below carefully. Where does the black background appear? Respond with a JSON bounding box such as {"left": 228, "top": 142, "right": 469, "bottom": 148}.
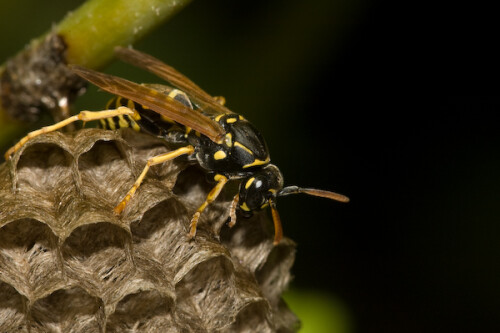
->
{"left": 1, "top": 0, "right": 499, "bottom": 332}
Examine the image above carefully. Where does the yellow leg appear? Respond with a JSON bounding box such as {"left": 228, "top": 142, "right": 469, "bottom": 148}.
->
{"left": 227, "top": 194, "right": 239, "bottom": 228}
{"left": 188, "top": 174, "right": 228, "bottom": 239}
{"left": 114, "top": 145, "right": 195, "bottom": 215}
{"left": 4, "top": 107, "right": 134, "bottom": 160}
{"left": 269, "top": 199, "right": 283, "bottom": 245}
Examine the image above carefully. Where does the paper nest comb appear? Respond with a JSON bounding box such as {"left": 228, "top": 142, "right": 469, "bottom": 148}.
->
{"left": 0, "top": 128, "right": 299, "bottom": 332}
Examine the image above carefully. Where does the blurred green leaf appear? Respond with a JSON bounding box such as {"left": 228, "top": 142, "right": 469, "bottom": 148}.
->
{"left": 284, "top": 289, "right": 352, "bottom": 333}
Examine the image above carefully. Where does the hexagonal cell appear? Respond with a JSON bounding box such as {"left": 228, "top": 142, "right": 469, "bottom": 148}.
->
{"left": 106, "top": 289, "right": 174, "bottom": 332}
{"left": 15, "top": 143, "right": 73, "bottom": 194}
{"left": 130, "top": 197, "right": 231, "bottom": 281}
{"left": 221, "top": 301, "right": 274, "bottom": 333}
{"left": 175, "top": 256, "right": 241, "bottom": 330}
{"left": 29, "top": 287, "right": 103, "bottom": 333}
{"left": 61, "top": 222, "right": 133, "bottom": 302}
{"left": 62, "top": 222, "right": 130, "bottom": 259}
{"left": 131, "top": 198, "right": 188, "bottom": 254}
{"left": 0, "top": 219, "right": 63, "bottom": 300}
{"left": 173, "top": 166, "right": 214, "bottom": 209}
{"left": 220, "top": 212, "right": 277, "bottom": 272}
{"left": 77, "top": 140, "right": 132, "bottom": 205}
{"left": 119, "top": 129, "right": 185, "bottom": 184}
{"left": 0, "top": 281, "right": 27, "bottom": 332}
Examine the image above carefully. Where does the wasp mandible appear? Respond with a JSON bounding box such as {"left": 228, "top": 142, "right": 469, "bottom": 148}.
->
{"left": 5, "top": 47, "right": 349, "bottom": 244}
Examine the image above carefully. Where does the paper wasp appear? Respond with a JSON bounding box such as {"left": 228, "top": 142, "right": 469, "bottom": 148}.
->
{"left": 5, "top": 47, "right": 349, "bottom": 244}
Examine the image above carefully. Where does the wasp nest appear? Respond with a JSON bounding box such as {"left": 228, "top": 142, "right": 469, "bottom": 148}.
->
{"left": 0, "top": 34, "right": 86, "bottom": 123}
{"left": 0, "top": 129, "right": 298, "bottom": 332}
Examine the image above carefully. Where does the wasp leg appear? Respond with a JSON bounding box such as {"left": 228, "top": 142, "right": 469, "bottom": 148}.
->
{"left": 269, "top": 198, "right": 283, "bottom": 245}
{"left": 227, "top": 194, "right": 239, "bottom": 228}
{"left": 188, "top": 174, "right": 228, "bottom": 239}
{"left": 114, "top": 145, "right": 195, "bottom": 215}
{"left": 4, "top": 107, "right": 134, "bottom": 160}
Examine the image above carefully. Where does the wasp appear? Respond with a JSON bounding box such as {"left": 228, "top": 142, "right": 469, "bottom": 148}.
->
{"left": 5, "top": 47, "right": 349, "bottom": 244}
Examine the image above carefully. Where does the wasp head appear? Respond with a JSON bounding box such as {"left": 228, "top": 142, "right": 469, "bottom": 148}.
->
{"left": 236, "top": 164, "right": 349, "bottom": 245}
{"left": 238, "top": 164, "right": 284, "bottom": 214}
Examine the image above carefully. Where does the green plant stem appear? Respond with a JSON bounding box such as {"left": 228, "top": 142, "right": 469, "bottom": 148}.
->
{"left": 56, "top": 0, "right": 193, "bottom": 68}
{"left": 0, "top": 0, "right": 192, "bottom": 152}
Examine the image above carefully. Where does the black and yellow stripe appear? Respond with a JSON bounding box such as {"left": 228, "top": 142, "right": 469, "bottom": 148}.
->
{"left": 98, "top": 88, "right": 193, "bottom": 136}
{"left": 99, "top": 96, "right": 142, "bottom": 131}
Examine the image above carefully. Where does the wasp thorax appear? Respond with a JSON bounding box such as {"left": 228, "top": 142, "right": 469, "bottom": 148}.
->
{"left": 218, "top": 115, "right": 270, "bottom": 168}
{"left": 194, "top": 114, "right": 271, "bottom": 173}
{"left": 238, "top": 164, "right": 284, "bottom": 212}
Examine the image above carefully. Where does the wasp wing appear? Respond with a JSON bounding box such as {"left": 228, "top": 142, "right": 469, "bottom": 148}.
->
{"left": 114, "top": 47, "right": 234, "bottom": 116}
{"left": 69, "top": 65, "right": 225, "bottom": 142}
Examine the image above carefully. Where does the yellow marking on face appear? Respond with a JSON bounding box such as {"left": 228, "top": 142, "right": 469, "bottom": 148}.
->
{"left": 107, "top": 117, "right": 116, "bottom": 130}
{"left": 226, "top": 117, "right": 238, "bottom": 124}
{"left": 118, "top": 115, "right": 129, "bottom": 128}
{"left": 240, "top": 202, "right": 251, "bottom": 211}
{"left": 239, "top": 115, "right": 245, "bottom": 120}
{"left": 215, "top": 114, "right": 223, "bottom": 122}
{"left": 245, "top": 177, "right": 255, "bottom": 189}
{"left": 214, "top": 150, "right": 227, "bottom": 160}
{"left": 225, "top": 133, "right": 233, "bottom": 147}
{"left": 234, "top": 141, "right": 253, "bottom": 155}
{"left": 243, "top": 156, "right": 271, "bottom": 169}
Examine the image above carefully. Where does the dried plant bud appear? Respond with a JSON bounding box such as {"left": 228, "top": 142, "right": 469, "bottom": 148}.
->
{"left": 0, "top": 128, "right": 299, "bottom": 332}
{"left": 0, "top": 33, "right": 86, "bottom": 122}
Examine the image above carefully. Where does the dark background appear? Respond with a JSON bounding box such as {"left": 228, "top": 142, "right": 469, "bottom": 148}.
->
{"left": 1, "top": 0, "right": 499, "bottom": 332}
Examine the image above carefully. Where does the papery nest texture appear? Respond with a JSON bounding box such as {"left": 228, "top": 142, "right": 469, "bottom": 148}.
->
{"left": 0, "top": 128, "right": 298, "bottom": 332}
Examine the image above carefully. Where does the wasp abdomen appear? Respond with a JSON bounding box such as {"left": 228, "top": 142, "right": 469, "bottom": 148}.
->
{"left": 100, "top": 89, "right": 194, "bottom": 139}
{"left": 97, "top": 96, "right": 143, "bottom": 131}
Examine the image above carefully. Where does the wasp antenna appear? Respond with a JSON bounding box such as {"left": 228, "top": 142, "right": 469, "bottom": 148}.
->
{"left": 279, "top": 186, "right": 350, "bottom": 203}
{"left": 269, "top": 198, "right": 283, "bottom": 245}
